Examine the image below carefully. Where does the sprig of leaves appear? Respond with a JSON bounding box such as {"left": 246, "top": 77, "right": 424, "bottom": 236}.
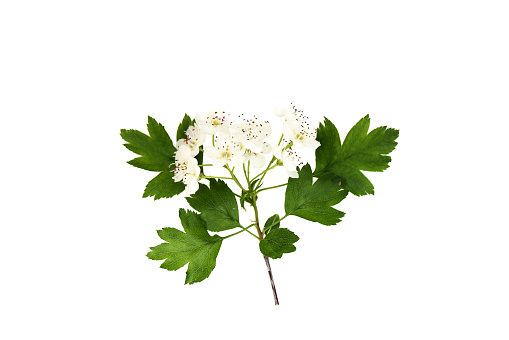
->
{"left": 122, "top": 112, "right": 399, "bottom": 303}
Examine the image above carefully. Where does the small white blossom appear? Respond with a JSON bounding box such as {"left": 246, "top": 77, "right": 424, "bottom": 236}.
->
{"left": 172, "top": 145, "right": 201, "bottom": 194}
{"left": 277, "top": 104, "right": 320, "bottom": 148}
{"left": 283, "top": 118, "right": 320, "bottom": 149}
{"left": 176, "top": 123, "right": 206, "bottom": 157}
{"left": 195, "top": 111, "right": 231, "bottom": 135}
{"left": 204, "top": 133, "right": 246, "bottom": 167}
{"left": 260, "top": 141, "right": 272, "bottom": 154}
{"left": 229, "top": 114, "right": 272, "bottom": 149}
{"left": 228, "top": 114, "right": 273, "bottom": 168}
{"left": 246, "top": 150, "right": 265, "bottom": 168}
{"left": 274, "top": 107, "right": 293, "bottom": 118}
{"left": 245, "top": 142, "right": 273, "bottom": 169}
{"left": 273, "top": 143, "right": 303, "bottom": 178}
{"left": 274, "top": 103, "right": 302, "bottom": 120}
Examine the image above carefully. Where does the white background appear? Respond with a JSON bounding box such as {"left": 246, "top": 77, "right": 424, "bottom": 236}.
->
{"left": 1, "top": 1, "right": 508, "bottom": 339}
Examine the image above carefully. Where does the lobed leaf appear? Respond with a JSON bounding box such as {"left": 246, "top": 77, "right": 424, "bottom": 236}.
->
{"left": 121, "top": 115, "right": 201, "bottom": 199}
{"left": 147, "top": 209, "right": 223, "bottom": 284}
{"left": 314, "top": 117, "right": 341, "bottom": 176}
{"left": 120, "top": 116, "right": 176, "bottom": 172}
{"left": 186, "top": 179, "right": 241, "bottom": 232}
{"left": 259, "top": 228, "right": 299, "bottom": 259}
{"left": 285, "top": 164, "right": 347, "bottom": 226}
{"left": 314, "top": 115, "right": 399, "bottom": 196}
{"left": 121, "top": 116, "right": 184, "bottom": 199}
{"left": 142, "top": 167, "right": 185, "bottom": 200}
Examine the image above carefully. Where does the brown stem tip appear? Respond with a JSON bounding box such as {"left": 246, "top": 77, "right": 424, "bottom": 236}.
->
{"left": 264, "top": 256, "right": 280, "bottom": 306}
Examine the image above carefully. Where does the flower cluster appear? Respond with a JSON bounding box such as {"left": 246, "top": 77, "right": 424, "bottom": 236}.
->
{"left": 171, "top": 106, "right": 320, "bottom": 194}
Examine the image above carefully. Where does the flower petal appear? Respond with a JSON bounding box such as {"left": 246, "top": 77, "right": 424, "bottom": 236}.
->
{"left": 204, "top": 146, "right": 221, "bottom": 164}
{"left": 201, "top": 124, "right": 217, "bottom": 135}
{"left": 251, "top": 153, "right": 266, "bottom": 168}
{"left": 185, "top": 178, "right": 199, "bottom": 194}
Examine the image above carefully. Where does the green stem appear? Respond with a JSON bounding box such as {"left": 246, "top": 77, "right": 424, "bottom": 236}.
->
{"left": 225, "top": 164, "right": 246, "bottom": 191}
{"left": 263, "top": 213, "right": 289, "bottom": 235}
{"left": 254, "top": 164, "right": 278, "bottom": 189}
{"left": 277, "top": 133, "right": 284, "bottom": 146}
{"left": 282, "top": 140, "right": 293, "bottom": 150}
{"left": 251, "top": 157, "right": 278, "bottom": 182}
{"left": 223, "top": 224, "right": 258, "bottom": 240}
{"left": 257, "top": 183, "right": 287, "bottom": 193}
{"left": 243, "top": 163, "right": 249, "bottom": 184}
{"left": 251, "top": 197, "right": 263, "bottom": 238}
{"left": 245, "top": 229, "right": 259, "bottom": 239}
{"left": 198, "top": 164, "right": 213, "bottom": 167}
{"left": 201, "top": 176, "right": 233, "bottom": 180}
{"left": 247, "top": 160, "right": 251, "bottom": 182}
{"left": 242, "top": 223, "right": 260, "bottom": 239}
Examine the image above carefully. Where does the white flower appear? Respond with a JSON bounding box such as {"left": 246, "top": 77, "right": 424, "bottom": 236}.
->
{"left": 273, "top": 144, "right": 303, "bottom": 178}
{"left": 204, "top": 133, "right": 246, "bottom": 167}
{"left": 274, "top": 108, "right": 292, "bottom": 118}
{"left": 274, "top": 103, "right": 301, "bottom": 120}
{"left": 245, "top": 142, "right": 272, "bottom": 168}
{"left": 274, "top": 107, "right": 293, "bottom": 118}
{"left": 260, "top": 141, "right": 272, "bottom": 154}
{"left": 228, "top": 114, "right": 272, "bottom": 168}
{"left": 229, "top": 114, "right": 272, "bottom": 149}
{"left": 176, "top": 123, "right": 206, "bottom": 157}
{"left": 283, "top": 118, "right": 320, "bottom": 149}
{"left": 172, "top": 145, "right": 201, "bottom": 194}
{"left": 195, "top": 111, "right": 231, "bottom": 135}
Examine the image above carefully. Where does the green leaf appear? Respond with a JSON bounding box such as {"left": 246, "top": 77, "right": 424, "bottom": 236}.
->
{"left": 121, "top": 116, "right": 184, "bottom": 199}
{"left": 239, "top": 191, "right": 248, "bottom": 211}
{"left": 263, "top": 214, "right": 281, "bottom": 235}
{"left": 285, "top": 164, "right": 347, "bottom": 226}
{"left": 176, "top": 113, "right": 193, "bottom": 141}
{"left": 186, "top": 179, "right": 241, "bottom": 232}
{"left": 147, "top": 209, "right": 223, "bottom": 284}
{"left": 120, "top": 116, "right": 176, "bottom": 171}
{"left": 259, "top": 228, "right": 299, "bottom": 259}
{"left": 142, "top": 167, "right": 185, "bottom": 200}
{"left": 314, "top": 115, "right": 399, "bottom": 196}
{"left": 314, "top": 117, "right": 341, "bottom": 176}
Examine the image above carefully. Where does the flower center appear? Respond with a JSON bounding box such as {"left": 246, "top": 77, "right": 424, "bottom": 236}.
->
{"left": 221, "top": 151, "right": 232, "bottom": 159}
{"left": 211, "top": 116, "right": 225, "bottom": 127}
